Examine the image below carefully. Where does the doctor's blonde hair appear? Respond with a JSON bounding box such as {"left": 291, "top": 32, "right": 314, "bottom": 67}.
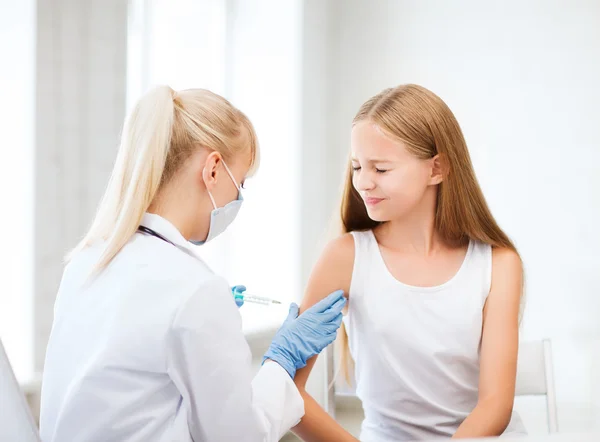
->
{"left": 337, "top": 84, "right": 520, "bottom": 382}
{"left": 68, "top": 86, "right": 259, "bottom": 271}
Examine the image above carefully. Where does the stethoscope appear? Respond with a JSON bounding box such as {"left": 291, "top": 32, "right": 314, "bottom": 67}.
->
{"left": 137, "top": 225, "right": 177, "bottom": 247}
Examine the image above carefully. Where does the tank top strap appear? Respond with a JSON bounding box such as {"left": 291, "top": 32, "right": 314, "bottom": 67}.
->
{"left": 461, "top": 240, "right": 493, "bottom": 306}
{"left": 349, "top": 230, "right": 379, "bottom": 302}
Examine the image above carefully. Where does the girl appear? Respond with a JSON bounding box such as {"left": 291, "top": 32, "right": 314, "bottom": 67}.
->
{"left": 39, "top": 86, "right": 346, "bottom": 442}
{"left": 293, "top": 84, "right": 526, "bottom": 441}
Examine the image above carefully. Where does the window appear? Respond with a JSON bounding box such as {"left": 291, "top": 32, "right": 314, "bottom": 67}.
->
{"left": 127, "top": 0, "right": 302, "bottom": 333}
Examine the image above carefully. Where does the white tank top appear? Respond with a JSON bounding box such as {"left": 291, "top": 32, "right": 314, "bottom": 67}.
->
{"left": 344, "top": 230, "right": 525, "bottom": 441}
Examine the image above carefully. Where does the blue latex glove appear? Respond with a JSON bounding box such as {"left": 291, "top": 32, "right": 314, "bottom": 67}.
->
{"left": 231, "top": 285, "right": 246, "bottom": 308}
{"left": 263, "top": 289, "right": 346, "bottom": 378}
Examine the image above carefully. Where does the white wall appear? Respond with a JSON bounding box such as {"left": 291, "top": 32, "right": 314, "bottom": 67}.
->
{"left": 313, "top": 0, "right": 600, "bottom": 433}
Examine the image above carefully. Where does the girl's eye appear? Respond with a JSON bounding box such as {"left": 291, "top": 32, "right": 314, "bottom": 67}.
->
{"left": 375, "top": 168, "right": 388, "bottom": 174}
{"left": 352, "top": 165, "right": 361, "bottom": 172}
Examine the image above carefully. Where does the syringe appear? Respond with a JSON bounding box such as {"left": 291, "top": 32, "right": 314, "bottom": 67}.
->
{"left": 234, "top": 293, "right": 282, "bottom": 306}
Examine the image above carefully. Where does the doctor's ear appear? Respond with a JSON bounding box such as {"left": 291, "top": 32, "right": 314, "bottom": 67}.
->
{"left": 201, "top": 151, "right": 223, "bottom": 190}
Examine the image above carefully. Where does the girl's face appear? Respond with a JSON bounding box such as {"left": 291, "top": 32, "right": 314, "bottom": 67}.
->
{"left": 350, "top": 121, "right": 441, "bottom": 222}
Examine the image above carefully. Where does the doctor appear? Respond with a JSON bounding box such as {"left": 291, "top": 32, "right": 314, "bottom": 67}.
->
{"left": 39, "top": 86, "right": 346, "bottom": 442}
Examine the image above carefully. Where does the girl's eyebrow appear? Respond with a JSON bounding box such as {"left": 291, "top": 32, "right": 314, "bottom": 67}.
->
{"left": 351, "top": 157, "right": 393, "bottom": 163}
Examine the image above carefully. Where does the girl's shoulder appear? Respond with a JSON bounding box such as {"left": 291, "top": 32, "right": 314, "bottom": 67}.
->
{"left": 327, "top": 232, "right": 357, "bottom": 255}
{"left": 319, "top": 232, "right": 356, "bottom": 283}
{"left": 300, "top": 233, "right": 356, "bottom": 311}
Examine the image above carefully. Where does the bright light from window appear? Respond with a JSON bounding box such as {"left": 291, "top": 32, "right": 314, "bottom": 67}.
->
{"left": 0, "top": 0, "right": 35, "bottom": 382}
{"left": 127, "top": 0, "right": 302, "bottom": 333}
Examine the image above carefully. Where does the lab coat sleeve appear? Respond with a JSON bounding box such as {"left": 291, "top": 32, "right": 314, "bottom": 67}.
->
{"left": 166, "top": 276, "right": 304, "bottom": 442}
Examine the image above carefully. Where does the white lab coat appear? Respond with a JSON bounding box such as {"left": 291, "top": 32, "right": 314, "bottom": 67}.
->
{"left": 39, "top": 213, "right": 304, "bottom": 442}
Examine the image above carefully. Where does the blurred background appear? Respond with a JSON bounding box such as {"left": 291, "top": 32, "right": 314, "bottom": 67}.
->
{"left": 1, "top": 0, "right": 599, "bottom": 439}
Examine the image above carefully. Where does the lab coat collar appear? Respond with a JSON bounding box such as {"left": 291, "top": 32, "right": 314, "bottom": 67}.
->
{"left": 140, "top": 213, "right": 200, "bottom": 256}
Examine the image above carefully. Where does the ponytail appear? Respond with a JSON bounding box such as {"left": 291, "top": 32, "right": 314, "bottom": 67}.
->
{"left": 67, "top": 86, "right": 175, "bottom": 270}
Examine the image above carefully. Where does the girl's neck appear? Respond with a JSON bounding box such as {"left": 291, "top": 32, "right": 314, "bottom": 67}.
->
{"left": 375, "top": 189, "right": 447, "bottom": 255}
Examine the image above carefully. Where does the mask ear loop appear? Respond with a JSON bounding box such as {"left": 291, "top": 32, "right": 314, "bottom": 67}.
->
{"left": 207, "top": 190, "right": 218, "bottom": 209}
{"left": 221, "top": 160, "right": 241, "bottom": 192}
{"left": 203, "top": 167, "right": 219, "bottom": 209}
{"left": 204, "top": 159, "right": 241, "bottom": 210}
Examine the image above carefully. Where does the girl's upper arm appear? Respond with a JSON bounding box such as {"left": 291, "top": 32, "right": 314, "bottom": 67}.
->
{"left": 478, "top": 247, "right": 523, "bottom": 410}
{"left": 300, "top": 233, "right": 355, "bottom": 311}
{"left": 294, "top": 233, "right": 355, "bottom": 387}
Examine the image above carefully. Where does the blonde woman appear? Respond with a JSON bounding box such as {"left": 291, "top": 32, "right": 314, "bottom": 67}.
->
{"left": 294, "top": 85, "right": 527, "bottom": 441}
{"left": 39, "top": 86, "right": 346, "bottom": 442}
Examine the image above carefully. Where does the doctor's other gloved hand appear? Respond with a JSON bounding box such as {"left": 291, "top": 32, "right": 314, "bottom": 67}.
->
{"left": 262, "top": 289, "right": 346, "bottom": 379}
{"left": 231, "top": 285, "right": 246, "bottom": 308}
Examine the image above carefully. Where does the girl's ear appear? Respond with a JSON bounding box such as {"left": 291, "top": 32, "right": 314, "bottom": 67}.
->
{"left": 430, "top": 154, "right": 448, "bottom": 185}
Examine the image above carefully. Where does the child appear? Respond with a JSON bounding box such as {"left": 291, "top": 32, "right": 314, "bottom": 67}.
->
{"left": 293, "top": 84, "right": 526, "bottom": 441}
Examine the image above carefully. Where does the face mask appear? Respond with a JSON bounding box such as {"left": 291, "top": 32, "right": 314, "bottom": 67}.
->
{"left": 191, "top": 160, "right": 243, "bottom": 245}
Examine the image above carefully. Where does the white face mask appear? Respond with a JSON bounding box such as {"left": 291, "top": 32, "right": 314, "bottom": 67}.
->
{"left": 191, "top": 160, "right": 243, "bottom": 245}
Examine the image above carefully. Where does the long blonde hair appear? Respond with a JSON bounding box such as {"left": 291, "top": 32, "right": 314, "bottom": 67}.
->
{"left": 68, "top": 86, "right": 259, "bottom": 271}
{"left": 338, "top": 84, "right": 518, "bottom": 382}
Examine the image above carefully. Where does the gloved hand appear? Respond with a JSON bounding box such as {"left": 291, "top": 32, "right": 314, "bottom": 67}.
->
{"left": 263, "top": 289, "right": 346, "bottom": 379}
{"left": 231, "top": 285, "right": 246, "bottom": 308}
